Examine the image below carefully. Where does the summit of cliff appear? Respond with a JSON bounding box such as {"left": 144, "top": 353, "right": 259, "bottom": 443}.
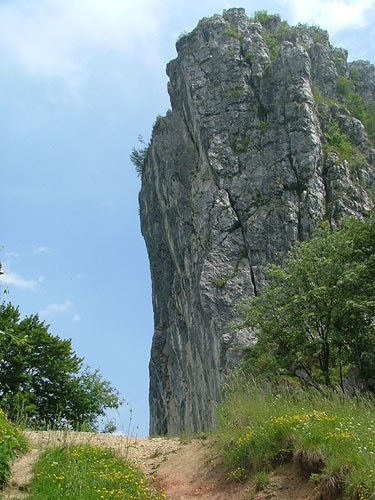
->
{"left": 138, "top": 8, "right": 375, "bottom": 435}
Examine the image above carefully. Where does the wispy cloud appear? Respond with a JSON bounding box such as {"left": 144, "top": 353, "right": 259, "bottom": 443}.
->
{"left": 40, "top": 300, "right": 81, "bottom": 323}
{"left": 73, "top": 313, "right": 81, "bottom": 322}
{"left": 0, "top": 0, "right": 171, "bottom": 99}
{"left": 285, "top": 0, "right": 374, "bottom": 34}
{"left": 0, "top": 270, "right": 37, "bottom": 290}
{"left": 40, "top": 300, "right": 73, "bottom": 318}
{"left": 5, "top": 251, "right": 20, "bottom": 259}
{"left": 32, "top": 245, "right": 50, "bottom": 255}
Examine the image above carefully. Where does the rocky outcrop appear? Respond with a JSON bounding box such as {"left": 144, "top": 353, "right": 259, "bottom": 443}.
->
{"left": 139, "top": 8, "right": 375, "bottom": 435}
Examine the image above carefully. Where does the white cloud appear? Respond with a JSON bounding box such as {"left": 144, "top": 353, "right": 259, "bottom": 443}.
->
{"left": 0, "top": 0, "right": 171, "bottom": 98}
{"left": 0, "top": 270, "right": 37, "bottom": 290}
{"left": 40, "top": 300, "right": 73, "bottom": 318}
{"left": 73, "top": 313, "right": 81, "bottom": 322}
{"left": 32, "top": 245, "right": 50, "bottom": 255}
{"left": 285, "top": 0, "right": 374, "bottom": 34}
{"left": 5, "top": 251, "right": 20, "bottom": 259}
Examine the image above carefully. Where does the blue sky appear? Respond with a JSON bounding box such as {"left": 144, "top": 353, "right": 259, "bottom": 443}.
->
{"left": 0, "top": 0, "right": 374, "bottom": 436}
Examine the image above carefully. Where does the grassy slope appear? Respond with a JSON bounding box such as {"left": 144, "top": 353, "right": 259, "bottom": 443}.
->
{"left": 217, "top": 378, "right": 375, "bottom": 499}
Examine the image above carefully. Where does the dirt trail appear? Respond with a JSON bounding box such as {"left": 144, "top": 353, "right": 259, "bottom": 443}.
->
{"left": 3, "top": 431, "right": 329, "bottom": 500}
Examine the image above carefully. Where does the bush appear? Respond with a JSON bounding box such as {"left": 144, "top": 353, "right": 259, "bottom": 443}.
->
{"left": 324, "top": 119, "right": 356, "bottom": 159}
{"left": 0, "top": 408, "right": 29, "bottom": 487}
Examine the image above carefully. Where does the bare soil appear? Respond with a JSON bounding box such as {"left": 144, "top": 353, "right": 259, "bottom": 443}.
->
{"left": 2, "top": 431, "right": 338, "bottom": 500}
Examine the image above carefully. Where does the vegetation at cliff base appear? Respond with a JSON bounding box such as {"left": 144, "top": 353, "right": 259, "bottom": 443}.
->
{"left": 27, "top": 444, "right": 165, "bottom": 500}
{"left": 236, "top": 214, "right": 375, "bottom": 389}
{"left": 217, "top": 378, "right": 375, "bottom": 499}
{"left": 0, "top": 302, "right": 122, "bottom": 431}
{"left": 216, "top": 212, "right": 375, "bottom": 498}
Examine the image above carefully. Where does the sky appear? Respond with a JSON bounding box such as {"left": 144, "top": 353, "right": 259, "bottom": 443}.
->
{"left": 0, "top": 0, "right": 374, "bottom": 437}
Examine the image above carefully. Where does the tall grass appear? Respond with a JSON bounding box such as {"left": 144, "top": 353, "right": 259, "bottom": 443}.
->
{"left": 0, "top": 408, "right": 29, "bottom": 488}
{"left": 27, "top": 443, "right": 166, "bottom": 500}
{"left": 217, "top": 376, "right": 375, "bottom": 499}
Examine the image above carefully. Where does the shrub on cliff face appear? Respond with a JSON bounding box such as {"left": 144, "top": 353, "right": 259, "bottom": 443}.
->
{"left": 236, "top": 213, "right": 375, "bottom": 389}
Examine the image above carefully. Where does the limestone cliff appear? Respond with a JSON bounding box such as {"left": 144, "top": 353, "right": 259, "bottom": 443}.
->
{"left": 139, "top": 8, "right": 375, "bottom": 435}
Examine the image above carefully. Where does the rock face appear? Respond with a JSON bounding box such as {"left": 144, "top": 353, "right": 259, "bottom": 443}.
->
{"left": 139, "top": 8, "right": 375, "bottom": 435}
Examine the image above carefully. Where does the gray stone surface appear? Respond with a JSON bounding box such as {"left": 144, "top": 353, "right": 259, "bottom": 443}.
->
{"left": 139, "top": 8, "right": 375, "bottom": 435}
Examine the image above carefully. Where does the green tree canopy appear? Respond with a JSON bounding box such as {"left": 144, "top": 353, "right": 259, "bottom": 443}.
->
{"left": 237, "top": 213, "right": 375, "bottom": 390}
{"left": 0, "top": 302, "right": 122, "bottom": 430}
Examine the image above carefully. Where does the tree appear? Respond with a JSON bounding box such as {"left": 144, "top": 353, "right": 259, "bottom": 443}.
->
{"left": 130, "top": 134, "right": 149, "bottom": 178}
{"left": 0, "top": 303, "right": 122, "bottom": 430}
{"left": 237, "top": 214, "right": 375, "bottom": 390}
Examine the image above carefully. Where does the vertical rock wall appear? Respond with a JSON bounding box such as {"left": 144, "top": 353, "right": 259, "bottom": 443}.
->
{"left": 139, "top": 8, "right": 375, "bottom": 435}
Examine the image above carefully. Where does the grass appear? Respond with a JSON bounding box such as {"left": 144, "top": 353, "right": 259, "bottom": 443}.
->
{"left": 217, "top": 377, "right": 375, "bottom": 499}
{"left": 26, "top": 443, "right": 166, "bottom": 500}
{"left": 2, "top": 378, "right": 375, "bottom": 499}
{"left": 0, "top": 414, "right": 166, "bottom": 500}
{"left": 0, "top": 407, "right": 29, "bottom": 488}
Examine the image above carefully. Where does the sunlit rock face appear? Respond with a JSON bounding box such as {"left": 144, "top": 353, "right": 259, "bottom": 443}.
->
{"left": 139, "top": 8, "right": 375, "bottom": 435}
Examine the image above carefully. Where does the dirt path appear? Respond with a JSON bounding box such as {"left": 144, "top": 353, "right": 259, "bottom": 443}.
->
{"left": 2, "top": 431, "right": 330, "bottom": 500}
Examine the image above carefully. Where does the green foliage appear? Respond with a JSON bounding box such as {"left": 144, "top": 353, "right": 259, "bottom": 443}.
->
{"left": 62, "top": 366, "right": 123, "bottom": 431}
{"left": 236, "top": 215, "right": 375, "bottom": 389}
{"left": 0, "top": 302, "right": 122, "bottom": 431}
{"left": 256, "top": 120, "right": 270, "bottom": 134}
{"left": 152, "top": 115, "right": 164, "bottom": 135}
{"left": 230, "top": 133, "right": 250, "bottom": 154}
{"left": 312, "top": 54, "right": 375, "bottom": 147}
{"left": 224, "top": 24, "right": 242, "bottom": 41}
{"left": 311, "top": 85, "right": 324, "bottom": 105}
{"left": 130, "top": 135, "right": 149, "bottom": 179}
{"left": 348, "top": 92, "right": 366, "bottom": 123}
{"left": 244, "top": 52, "right": 254, "bottom": 64}
{"left": 249, "top": 10, "right": 274, "bottom": 23}
{"left": 28, "top": 444, "right": 165, "bottom": 500}
{"left": 324, "top": 119, "right": 356, "bottom": 159}
{"left": 349, "top": 66, "right": 361, "bottom": 84}
{"left": 217, "top": 378, "right": 375, "bottom": 498}
{"left": 336, "top": 75, "right": 367, "bottom": 123}
{"left": 364, "top": 102, "right": 375, "bottom": 142}
{"left": 177, "top": 30, "right": 189, "bottom": 42}
{"left": 296, "top": 23, "right": 326, "bottom": 43}
{"left": 262, "top": 21, "right": 291, "bottom": 61}
{"left": 249, "top": 11, "right": 284, "bottom": 29}
{"left": 227, "top": 85, "right": 243, "bottom": 97}
{"left": 335, "top": 74, "right": 375, "bottom": 143}
{"left": 337, "top": 75, "right": 351, "bottom": 98}
{"left": 130, "top": 147, "right": 148, "bottom": 178}
{"left": 212, "top": 276, "right": 231, "bottom": 288}
{"left": 254, "top": 469, "right": 271, "bottom": 490}
{"left": 333, "top": 48, "right": 349, "bottom": 73}
{"left": 364, "top": 102, "right": 375, "bottom": 144}
{"left": 0, "top": 408, "right": 29, "bottom": 487}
